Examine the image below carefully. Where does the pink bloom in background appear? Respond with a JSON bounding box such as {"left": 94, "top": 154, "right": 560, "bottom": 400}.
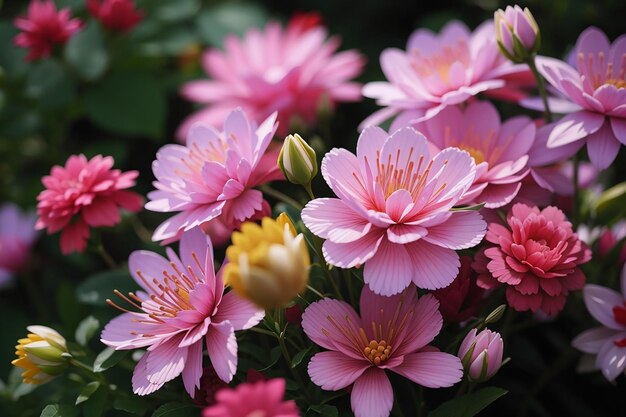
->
{"left": 432, "top": 256, "right": 485, "bottom": 324}
{"left": 193, "top": 367, "right": 228, "bottom": 407}
{"left": 475, "top": 203, "right": 591, "bottom": 316}
{"left": 458, "top": 328, "right": 504, "bottom": 381}
{"left": 302, "top": 126, "right": 486, "bottom": 296}
{"left": 0, "top": 204, "right": 38, "bottom": 287}
{"left": 13, "top": 0, "right": 82, "bottom": 61}
{"left": 572, "top": 265, "right": 626, "bottom": 381}
{"left": 35, "top": 154, "right": 142, "bottom": 254}
{"left": 177, "top": 17, "right": 365, "bottom": 140}
{"left": 147, "top": 109, "right": 283, "bottom": 245}
{"left": 535, "top": 27, "right": 626, "bottom": 169}
{"left": 302, "top": 285, "right": 462, "bottom": 417}
{"left": 361, "top": 20, "right": 532, "bottom": 129}
{"left": 203, "top": 379, "right": 299, "bottom": 417}
{"left": 409, "top": 101, "right": 533, "bottom": 208}
{"left": 87, "top": 0, "right": 143, "bottom": 33}
{"left": 101, "top": 227, "right": 264, "bottom": 397}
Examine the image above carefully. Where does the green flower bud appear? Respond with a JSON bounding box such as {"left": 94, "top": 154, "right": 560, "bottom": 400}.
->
{"left": 278, "top": 134, "right": 318, "bottom": 186}
{"left": 12, "top": 325, "right": 70, "bottom": 384}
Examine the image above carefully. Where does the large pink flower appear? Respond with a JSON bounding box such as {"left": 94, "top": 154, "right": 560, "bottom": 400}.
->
{"left": 302, "top": 285, "right": 463, "bottom": 417}
{"left": 147, "top": 108, "right": 283, "bottom": 244}
{"left": 0, "top": 203, "right": 37, "bottom": 287}
{"left": 535, "top": 27, "right": 626, "bottom": 169}
{"left": 177, "top": 17, "right": 365, "bottom": 140}
{"left": 361, "top": 20, "right": 531, "bottom": 129}
{"left": 302, "top": 126, "right": 486, "bottom": 296}
{"left": 101, "top": 227, "right": 264, "bottom": 397}
{"left": 35, "top": 154, "right": 143, "bottom": 254}
{"left": 474, "top": 203, "right": 591, "bottom": 316}
{"left": 572, "top": 265, "right": 626, "bottom": 381}
{"left": 14, "top": 0, "right": 82, "bottom": 61}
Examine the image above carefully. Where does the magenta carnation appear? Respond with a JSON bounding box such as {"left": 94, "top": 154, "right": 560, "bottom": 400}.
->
{"left": 100, "top": 227, "right": 264, "bottom": 397}
{"left": 302, "top": 126, "right": 486, "bottom": 296}
{"left": 146, "top": 108, "right": 283, "bottom": 244}
{"left": 302, "top": 285, "right": 462, "bottom": 417}
{"left": 87, "top": 0, "right": 143, "bottom": 33}
{"left": 177, "top": 18, "right": 365, "bottom": 140}
{"left": 35, "top": 154, "right": 143, "bottom": 254}
{"left": 475, "top": 203, "right": 591, "bottom": 316}
{"left": 0, "top": 203, "right": 37, "bottom": 287}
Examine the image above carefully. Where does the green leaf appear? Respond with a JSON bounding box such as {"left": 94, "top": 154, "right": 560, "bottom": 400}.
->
{"left": 291, "top": 346, "right": 312, "bottom": 368}
{"left": 594, "top": 182, "right": 626, "bottom": 225}
{"left": 58, "top": 280, "right": 84, "bottom": 330}
{"left": 83, "top": 381, "right": 108, "bottom": 417}
{"left": 113, "top": 394, "right": 149, "bottom": 416}
{"left": 428, "top": 387, "right": 508, "bottom": 417}
{"left": 0, "top": 22, "right": 27, "bottom": 75}
{"left": 25, "top": 59, "right": 75, "bottom": 109}
{"left": 154, "top": 0, "right": 201, "bottom": 22}
{"left": 76, "top": 381, "right": 101, "bottom": 405}
{"left": 307, "top": 404, "right": 339, "bottom": 417}
{"left": 76, "top": 269, "right": 138, "bottom": 306}
{"left": 75, "top": 316, "right": 100, "bottom": 346}
{"left": 259, "top": 346, "right": 282, "bottom": 371}
{"left": 83, "top": 72, "right": 166, "bottom": 139}
{"left": 93, "top": 347, "right": 128, "bottom": 372}
{"left": 65, "top": 22, "right": 108, "bottom": 81}
{"left": 40, "top": 404, "right": 79, "bottom": 417}
{"left": 196, "top": 2, "right": 269, "bottom": 46}
{"left": 450, "top": 202, "right": 486, "bottom": 212}
{"left": 152, "top": 403, "right": 199, "bottom": 417}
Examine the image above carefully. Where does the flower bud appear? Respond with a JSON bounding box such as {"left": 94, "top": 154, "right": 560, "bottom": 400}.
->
{"left": 12, "top": 325, "right": 70, "bottom": 384}
{"left": 225, "top": 213, "right": 310, "bottom": 309}
{"left": 278, "top": 134, "right": 318, "bottom": 186}
{"left": 458, "top": 328, "right": 504, "bottom": 382}
{"left": 494, "top": 5, "right": 540, "bottom": 63}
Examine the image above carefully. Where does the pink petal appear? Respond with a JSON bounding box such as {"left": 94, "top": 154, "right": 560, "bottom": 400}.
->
{"left": 597, "top": 340, "right": 626, "bottom": 381}
{"left": 322, "top": 229, "right": 385, "bottom": 269}
{"left": 302, "top": 198, "right": 372, "bottom": 243}
{"left": 132, "top": 352, "right": 164, "bottom": 396}
{"left": 206, "top": 321, "right": 237, "bottom": 383}
{"left": 213, "top": 291, "right": 264, "bottom": 331}
{"left": 611, "top": 118, "right": 626, "bottom": 145}
{"left": 145, "top": 336, "right": 188, "bottom": 385}
{"left": 422, "top": 211, "right": 485, "bottom": 250}
{"left": 181, "top": 340, "right": 203, "bottom": 397}
{"left": 390, "top": 351, "right": 462, "bottom": 388}
{"left": 393, "top": 294, "right": 443, "bottom": 356}
{"left": 547, "top": 111, "right": 605, "bottom": 148}
{"left": 350, "top": 368, "right": 394, "bottom": 417}
{"left": 572, "top": 327, "right": 620, "bottom": 354}
{"left": 308, "top": 351, "right": 370, "bottom": 390}
{"left": 583, "top": 284, "right": 625, "bottom": 330}
{"left": 363, "top": 238, "right": 413, "bottom": 296}
{"left": 405, "top": 240, "right": 460, "bottom": 289}
{"left": 586, "top": 121, "right": 621, "bottom": 170}
{"left": 129, "top": 250, "right": 172, "bottom": 292}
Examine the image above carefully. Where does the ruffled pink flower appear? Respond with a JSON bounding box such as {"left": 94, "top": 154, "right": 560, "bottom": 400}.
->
{"left": 474, "top": 203, "right": 591, "bottom": 316}
{"left": 302, "top": 126, "right": 486, "bottom": 296}
{"left": 572, "top": 265, "right": 626, "bottom": 381}
{"left": 35, "top": 154, "right": 143, "bottom": 254}
{"left": 535, "top": 27, "right": 626, "bottom": 169}
{"left": 177, "top": 18, "right": 365, "bottom": 141}
{"left": 87, "top": 0, "right": 143, "bottom": 33}
{"left": 408, "top": 101, "right": 533, "bottom": 208}
{"left": 0, "top": 204, "right": 37, "bottom": 287}
{"left": 101, "top": 227, "right": 264, "bottom": 397}
{"left": 361, "top": 20, "right": 532, "bottom": 129}
{"left": 302, "top": 285, "right": 462, "bottom": 417}
{"left": 203, "top": 379, "right": 299, "bottom": 417}
{"left": 13, "top": 0, "right": 82, "bottom": 61}
{"left": 147, "top": 109, "right": 282, "bottom": 244}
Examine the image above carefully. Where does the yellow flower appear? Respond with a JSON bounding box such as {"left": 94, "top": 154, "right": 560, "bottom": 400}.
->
{"left": 12, "top": 326, "right": 69, "bottom": 385}
{"left": 225, "top": 213, "right": 310, "bottom": 309}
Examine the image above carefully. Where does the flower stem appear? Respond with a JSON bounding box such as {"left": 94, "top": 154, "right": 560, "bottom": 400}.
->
{"left": 96, "top": 243, "right": 118, "bottom": 269}
{"left": 259, "top": 185, "right": 303, "bottom": 210}
{"left": 303, "top": 183, "right": 315, "bottom": 201}
{"left": 527, "top": 57, "right": 553, "bottom": 123}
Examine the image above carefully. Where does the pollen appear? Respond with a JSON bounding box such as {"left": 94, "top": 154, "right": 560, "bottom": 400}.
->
{"left": 364, "top": 339, "right": 392, "bottom": 365}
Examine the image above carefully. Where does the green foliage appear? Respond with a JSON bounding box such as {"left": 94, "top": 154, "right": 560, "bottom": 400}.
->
{"left": 428, "top": 387, "right": 508, "bottom": 417}
{"left": 76, "top": 270, "right": 138, "bottom": 306}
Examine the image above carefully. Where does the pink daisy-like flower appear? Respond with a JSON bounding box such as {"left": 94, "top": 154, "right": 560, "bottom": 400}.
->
{"left": 0, "top": 203, "right": 38, "bottom": 287}
{"left": 35, "top": 154, "right": 143, "bottom": 255}
{"left": 535, "top": 27, "right": 626, "bottom": 169}
{"left": 302, "top": 126, "right": 486, "bottom": 296}
{"left": 13, "top": 0, "right": 82, "bottom": 61}
{"left": 203, "top": 379, "right": 299, "bottom": 417}
{"left": 87, "top": 0, "right": 143, "bottom": 33}
{"left": 177, "top": 16, "right": 365, "bottom": 141}
{"left": 572, "top": 265, "right": 626, "bottom": 381}
{"left": 302, "top": 285, "right": 463, "bottom": 417}
{"left": 146, "top": 108, "right": 283, "bottom": 245}
{"left": 474, "top": 203, "right": 591, "bottom": 316}
{"left": 101, "top": 227, "right": 264, "bottom": 397}
{"left": 361, "top": 20, "right": 532, "bottom": 129}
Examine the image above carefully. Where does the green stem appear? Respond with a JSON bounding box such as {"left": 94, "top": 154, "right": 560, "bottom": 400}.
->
{"left": 96, "top": 243, "right": 118, "bottom": 269}
{"left": 259, "top": 185, "right": 303, "bottom": 210}
{"left": 572, "top": 152, "right": 580, "bottom": 227}
{"left": 69, "top": 359, "right": 107, "bottom": 384}
{"left": 527, "top": 58, "right": 553, "bottom": 123}
{"left": 303, "top": 182, "right": 315, "bottom": 201}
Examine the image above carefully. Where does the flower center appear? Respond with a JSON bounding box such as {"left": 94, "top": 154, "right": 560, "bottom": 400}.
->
{"left": 456, "top": 145, "right": 486, "bottom": 165}
{"left": 364, "top": 339, "right": 392, "bottom": 365}
{"left": 612, "top": 302, "right": 626, "bottom": 326}
{"left": 410, "top": 40, "right": 470, "bottom": 85}
{"left": 577, "top": 52, "right": 626, "bottom": 90}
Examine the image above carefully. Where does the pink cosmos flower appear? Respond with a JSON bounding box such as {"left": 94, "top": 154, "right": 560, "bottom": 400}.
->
{"left": 100, "top": 227, "right": 264, "bottom": 397}
{"left": 177, "top": 17, "right": 365, "bottom": 140}
{"left": 203, "top": 379, "right": 299, "bottom": 417}
{"left": 302, "top": 126, "right": 486, "bottom": 296}
{"left": 535, "top": 27, "right": 626, "bottom": 169}
{"left": 361, "top": 20, "right": 532, "bottom": 129}
{"left": 147, "top": 108, "right": 283, "bottom": 245}
{"left": 302, "top": 285, "right": 463, "bottom": 417}
{"left": 13, "top": 0, "right": 82, "bottom": 61}
{"left": 35, "top": 154, "right": 143, "bottom": 254}
{"left": 0, "top": 204, "right": 37, "bottom": 287}
{"left": 572, "top": 265, "right": 626, "bottom": 381}
{"left": 87, "top": 0, "right": 143, "bottom": 33}
{"left": 408, "top": 101, "right": 533, "bottom": 208}
{"left": 474, "top": 203, "right": 591, "bottom": 316}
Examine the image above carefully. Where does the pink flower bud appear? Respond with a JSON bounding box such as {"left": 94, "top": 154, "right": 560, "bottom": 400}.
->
{"left": 494, "top": 5, "right": 540, "bottom": 62}
{"left": 458, "top": 328, "right": 504, "bottom": 382}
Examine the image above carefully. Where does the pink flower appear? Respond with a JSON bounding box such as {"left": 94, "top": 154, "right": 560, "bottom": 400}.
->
{"left": 147, "top": 108, "right": 282, "bottom": 244}
{"left": 302, "top": 285, "right": 463, "bottom": 417}
{"left": 203, "top": 379, "right": 299, "bottom": 417}
{"left": 361, "top": 20, "right": 532, "bottom": 129}
{"left": 177, "top": 18, "right": 365, "bottom": 141}
{"left": 474, "top": 203, "right": 591, "bottom": 316}
{"left": 458, "top": 328, "right": 504, "bottom": 381}
{"left": 193, "top": 367, "right": 228, "bottom": 407}
{"left": 535, "top": 27, "right": 626, "bottom": 169}
{"left": 87, "top": 0, "right": 143, "bottom": 33}
{"left": 13, "top": 0, "right": 82, "bottom": 61}
{"left": 409, "top": 101, "right": 533, "bottom": 208}
{"left": 572, "top": 265, "right": 626, "bottom": 381}
{"left": 35, "top": 154, "right": 143, "bottom": 254}
{"left": 302, "top": 126, "right": 486, "bottom": 296}
{"left": 100, "top": 227, "right": 264, "bottom": 397}
{"left": 0, "top": 204, "right": 37, "bottom": 287}
{"left": 494, "top": 5, "right": 540, "bottom": 62}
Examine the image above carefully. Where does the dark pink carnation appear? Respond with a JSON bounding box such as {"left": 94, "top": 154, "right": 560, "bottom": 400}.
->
{"left": 87, "top": 0, "right": 143, "bottom": 33}
{"left": 432, "top": 256, "right": 485, "bottom": 323}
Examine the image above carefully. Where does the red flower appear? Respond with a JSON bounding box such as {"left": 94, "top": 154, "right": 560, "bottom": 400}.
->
{"left": 87, "top": 0, "right": 143, "bottom": 33}
{"left": 14, "top": 0, "right": 82, "bottom": 61}
{"left": 432, "top": 256, "right": 485, "bottom": 323}
{"left": 193, "top": 367, "right": 228, "bottom": 407}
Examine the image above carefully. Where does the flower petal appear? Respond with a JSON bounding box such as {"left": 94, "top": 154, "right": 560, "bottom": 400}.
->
{"left": 350, "top": 368, "right": 394, "bottom": 417}
{"left": 206, "top": 321, "right": 237, "bottom": 383}
{"left": 583, "top": 284, "right": 625, "bottom": 330}
{"left": 390, "top": 351, "right": 463, "bottom": 388}
{"left": 308, "top": 351, "right": 370, "bottom": 390}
